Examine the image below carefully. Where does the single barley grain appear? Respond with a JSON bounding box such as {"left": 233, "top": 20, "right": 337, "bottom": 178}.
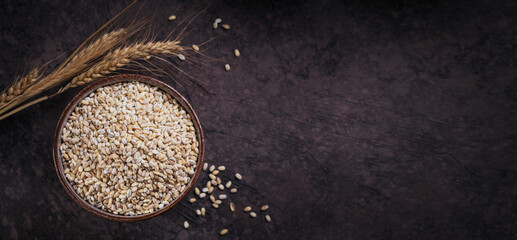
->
{"left": 230, "top": 188, "right": 237, "bottom": 193}
{"left": 261, "top": 205, "right": 269, "bottom": 211}
{"left": 209, "top": 165, "right": 215, "bottom": 172}
{"left": 168, "top": 15, "right": 176, "bottom": 21}
{"left": 189, "top": 198, "right": 196, "bottom": 203}
{"left": 202, "top": 187, "right": 208, "bottom": 193}
{"left": 235, "top": 173, "right": 242, "bottom": 180}
{"left": 218, "top": 184, "right": 225, "bottom": 190}
{"left": 192, "top": 45, "right": 199, "bottom": 51}
{"left": 225, "top": 181, "right": 232, "bottom": 188}
{"left": 220, "top": 229, "right": 228, "bottom": 236}
{"left": 218, "top": 166, "right": 226, "bottom": 171}
{"left": 250, "top": 212, "right": 257, "bottom": 218}
{"left": 222, "top": 24, "right": 230, "bottom": 30}
{"left": 234, "top": 49, "right": 240, "bottom": 57}
{"left": 212, "top": 203, "right": 219, "bottom": 209}
{"left": 201, "top": 207, "right": 206, "bottom": 216}
{"left": 212, "top": 170, "right": 219, "bottom": 175}
{"left": 196, "top": 209, "right": 201, "bottom": 216}
{"left": 219, "top": 194, "right": 227, "bottom": 200}
{"left": 195, "top": 187, "right": 200, "bottom": 195}
{"left": 215, "top": 200, "right": 222, "bottom": 205}
{"left": 225, "top": 64, "right": 231, "bottom": 71}
{"left": 244, "top": 206, "right": 251, "bottom": 212}
{"left": 178, "top": 54, "right": 186, "bottom": 61}
{"left": 199, "top": 193, "right": 206, "bottom": 198}
{"left": 210, "top": 195, "right": 216, "bottom": 203}
{"left": 184, "top": 221, "right": 189, "bottom": 229}
{"left": 230, "top": 202, "right": 235, "bottom": 212}
{"left": 203, "top": 163, "right": 208, "bottom": 171}
{"left": 265, "top": 214, "right": 271, "bottom": 222}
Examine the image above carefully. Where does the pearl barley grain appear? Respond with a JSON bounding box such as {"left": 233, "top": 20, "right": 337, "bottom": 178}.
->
{"left": 60, "top": 82, "right": 199, "bottom": 216}
{"left": 235, "top": 173, "right": 242, "bottom": 180}
{"left": 225, "top": 64, "right": 231, "bottom": 71}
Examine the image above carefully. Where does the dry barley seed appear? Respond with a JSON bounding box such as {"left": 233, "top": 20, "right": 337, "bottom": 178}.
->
{"left": 168, "top": 15, "right": 176, "bottom": 21}
{"left": 225, "top": 64, "right": 231, "bottom": 71}
{"left": 201, "top": 207, "right": 206, "bottom": 216}
{"left": 218, "top": 184, "right": 225, "bottom": 190}
{"left": 199, "top": 193, "right": 206, "bottom": 198}
{"left": 212, "top": 22, "right": 218, "bottom": 29}
{"left": 235, "top": 173, "right": 242, "bottom": 180}
{"left": 250, "top": 212, "right": 257, "bottom": 218}
{"left": 219, "top": 194, "right": 227, "bottom": 200}
{"left": 244, "top": 206, "right": 251, "bottom": 212}
{"left": 189, "top": 198, "right": 196, "bottom": 203}
{"left": 218, "top": 166, "right": 226, "bottom": 171}
{"left": 234, "top": 49, "right": 240, "bottom": 57}
{"left": 217, "top": 177, "right": 222, "bottom": 185}
{"left": 261, "top": 205, "right": 269, "bottom": 211}
{"left": 208, "top": 187, "right": 214, "bottom": 194}
{"left": 215, "top": 18, "right": 222, "bottom": 23}
{"left": 212, "top": 203, "right": 219, "bottom": 209}
{"left": 202, "top": 187, "right": 208, "bottom": 193}
{"left": 209, "top": 174, "right": 216, "bottom": 180}
{"left": 212, "top": 170, "right": 219, "bottom": 175}
{"left": 230, "top": 202, "right": 235, "bottom": 212}
{"left": 195, "top": 187, "right": 200, "bottom": 195}
{"left": 210, "top": 195, "right": 216, "bottom": 203}
{"left": 203, "top": 163, "right": 208, "bottom": 171}
{"left": 265, "top": 214, "right": 271, "bottom": 222}
{"left": 192, "top": 45, "right": 199, "bottom": 51}
{"left": 209, "top": 165, "right": 215, "bottom": 172}
{"left": 184, "top": 221, "right": 189, "bottom": 229}
{"left": 178, "top": 54, "right": 186, "bottom": 61}
{"left": 215, "top": 200, "right": 222, "bottom": 205}
{"left": 222, "top": 24, "right": 230, "bottom": 30}
{"left": 220, "top": 229, "right": 228, "bottom": 236}
{"left": 225, "top": 181, "right": 232, "bottom": 188}
{"left": 196, "top": 209, "right": 201, "bottom": 216}
{"left": 211, "top": 180, "right": 217, "bottom": 186}
{"left": 230, "top": 188, "right": 237, "bottom": 193}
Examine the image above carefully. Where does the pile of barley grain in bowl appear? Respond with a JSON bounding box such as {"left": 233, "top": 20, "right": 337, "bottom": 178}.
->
{"left": 59, "top": 81, "right": 199, "bottom": 216}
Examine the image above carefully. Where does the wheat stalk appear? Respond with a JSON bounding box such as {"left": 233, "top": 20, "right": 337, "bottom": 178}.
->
{"left": 0, "top": 28, "right": 131, "bottom": 117}
{"left": 0, "top": 40, "right": 186, "bottom": 121}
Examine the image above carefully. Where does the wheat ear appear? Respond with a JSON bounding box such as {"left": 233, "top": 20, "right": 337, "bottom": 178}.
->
{"left": 0, "top": 68, "right": 40, "bottom": 107}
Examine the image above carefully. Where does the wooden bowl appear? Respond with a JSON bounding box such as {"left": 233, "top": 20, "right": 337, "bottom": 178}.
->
{"left": 53, "top": 74, "right": 205, "bottom": 222}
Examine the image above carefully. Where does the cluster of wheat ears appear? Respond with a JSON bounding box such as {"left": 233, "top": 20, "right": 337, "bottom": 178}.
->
{"left": 0, "top": 2, "right": 208, "bottom": 121}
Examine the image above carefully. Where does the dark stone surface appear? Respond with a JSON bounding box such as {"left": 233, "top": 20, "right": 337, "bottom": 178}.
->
{"left": 0, "top": 0, "right": 516, "bottom": 239}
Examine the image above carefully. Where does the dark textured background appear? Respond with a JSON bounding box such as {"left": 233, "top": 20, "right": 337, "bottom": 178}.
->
{"left": 0, "top": 0, "right": 516, "bottom": 239}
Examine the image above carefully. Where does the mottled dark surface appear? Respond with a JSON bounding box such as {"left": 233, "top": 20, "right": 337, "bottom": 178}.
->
{"left": 0, "top": 0, "right": 516, "bottom": 239}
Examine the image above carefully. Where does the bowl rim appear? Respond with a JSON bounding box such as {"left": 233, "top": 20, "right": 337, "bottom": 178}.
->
{"left": 53, "top": 74, "right": 205, "bottom": 222}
